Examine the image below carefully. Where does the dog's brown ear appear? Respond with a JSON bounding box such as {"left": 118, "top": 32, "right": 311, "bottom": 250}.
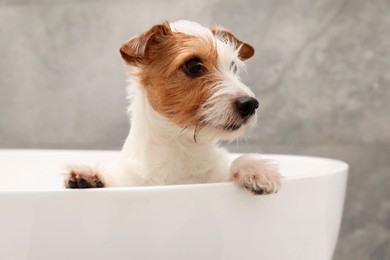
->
{"left": 120, "top": 21, "right": 172, "bottom": 66}
{"left": 211, "top": 26, "right": 255, "bottom": 60}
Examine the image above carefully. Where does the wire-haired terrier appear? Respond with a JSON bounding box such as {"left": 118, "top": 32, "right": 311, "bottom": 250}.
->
{"left": 64, "top": 20, "right": 281, "bottom": 195}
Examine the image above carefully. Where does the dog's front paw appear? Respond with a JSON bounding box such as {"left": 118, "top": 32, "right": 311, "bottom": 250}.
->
{"left": 230, "top": 154, "right": 281, "bottom": 195}
{"left": 63, "top": 165, "right": 105, "bottom": 189}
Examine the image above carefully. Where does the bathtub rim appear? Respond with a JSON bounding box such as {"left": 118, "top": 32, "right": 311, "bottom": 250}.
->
{"left": 0, "top": 149, "right": 349, "bottom": 193}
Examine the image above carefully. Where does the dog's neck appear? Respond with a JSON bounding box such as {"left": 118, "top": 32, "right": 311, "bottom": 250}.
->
{"left": 118, "top": 80, "right": 228, "bottom": 184}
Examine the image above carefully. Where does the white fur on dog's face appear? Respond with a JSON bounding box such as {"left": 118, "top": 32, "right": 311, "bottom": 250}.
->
{"left": 120, "top": 20, "right": 256, "bottom": 141}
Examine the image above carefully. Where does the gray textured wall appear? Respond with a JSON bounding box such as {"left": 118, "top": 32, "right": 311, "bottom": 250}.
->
{"left": 1, "top": 0, "right": 389, "bottom": 259}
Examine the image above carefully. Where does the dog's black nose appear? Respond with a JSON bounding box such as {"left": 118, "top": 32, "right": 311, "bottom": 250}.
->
{"left": 235, "top": 96, "right": 259, "bottom": 119}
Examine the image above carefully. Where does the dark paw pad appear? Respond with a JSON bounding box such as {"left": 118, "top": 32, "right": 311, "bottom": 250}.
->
{"left": 243, "top": 184, "right": 264, "bottom": 195}
{"left": 251, "top": 188, "right": 264, "bottom": 195}
{"left": 64, "top": 166, "right": 105, "bottom": 189}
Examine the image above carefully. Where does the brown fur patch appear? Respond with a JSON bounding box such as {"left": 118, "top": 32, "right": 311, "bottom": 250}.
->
{"left": 133, "top": 29, "right": 221, "bottom": 128}
{"left": 120, "top": 21, "right": 172, "bottom": 66}
{"left": 211, "top": 26, "right": 255, "bottom": 60}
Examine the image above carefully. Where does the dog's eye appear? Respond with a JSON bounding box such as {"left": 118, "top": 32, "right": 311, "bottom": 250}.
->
{"left": 183, "top": 58, "right": 204, "bottom": 77}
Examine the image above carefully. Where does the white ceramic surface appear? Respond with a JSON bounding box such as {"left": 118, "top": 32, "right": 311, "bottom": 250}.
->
{"left": 0, "top": 150, "right": 348, "bottom": 260}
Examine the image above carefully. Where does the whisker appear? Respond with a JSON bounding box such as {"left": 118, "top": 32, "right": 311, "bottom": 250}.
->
{"left": 193, "top": 125, "right": 199, "bottom": 143}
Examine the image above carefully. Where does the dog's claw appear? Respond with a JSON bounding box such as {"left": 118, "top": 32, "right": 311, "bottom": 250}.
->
{"left": 96, "top": 181, "right": 104, "bottom": 188}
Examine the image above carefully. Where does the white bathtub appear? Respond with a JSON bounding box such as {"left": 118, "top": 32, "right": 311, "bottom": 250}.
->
{"left": 0, "top": 150, "right": 348, "bottom": 260}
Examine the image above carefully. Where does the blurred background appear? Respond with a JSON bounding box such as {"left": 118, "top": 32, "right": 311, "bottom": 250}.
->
{"left": 1, "top": 0, "right": 389, "bottom": 259}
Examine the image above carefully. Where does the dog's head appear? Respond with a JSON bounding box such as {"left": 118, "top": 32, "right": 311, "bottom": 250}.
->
{"left": 120, "top": 20, "right": 257, "bottom": 141}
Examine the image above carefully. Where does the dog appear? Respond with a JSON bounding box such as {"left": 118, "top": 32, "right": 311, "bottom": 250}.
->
{"left": 64, "top": 20, "right": 281, "bottom": 195}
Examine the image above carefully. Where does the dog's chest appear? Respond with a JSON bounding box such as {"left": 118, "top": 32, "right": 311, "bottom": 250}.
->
{"left": 144, "top": 145, "right": 215, "bottom": 184}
